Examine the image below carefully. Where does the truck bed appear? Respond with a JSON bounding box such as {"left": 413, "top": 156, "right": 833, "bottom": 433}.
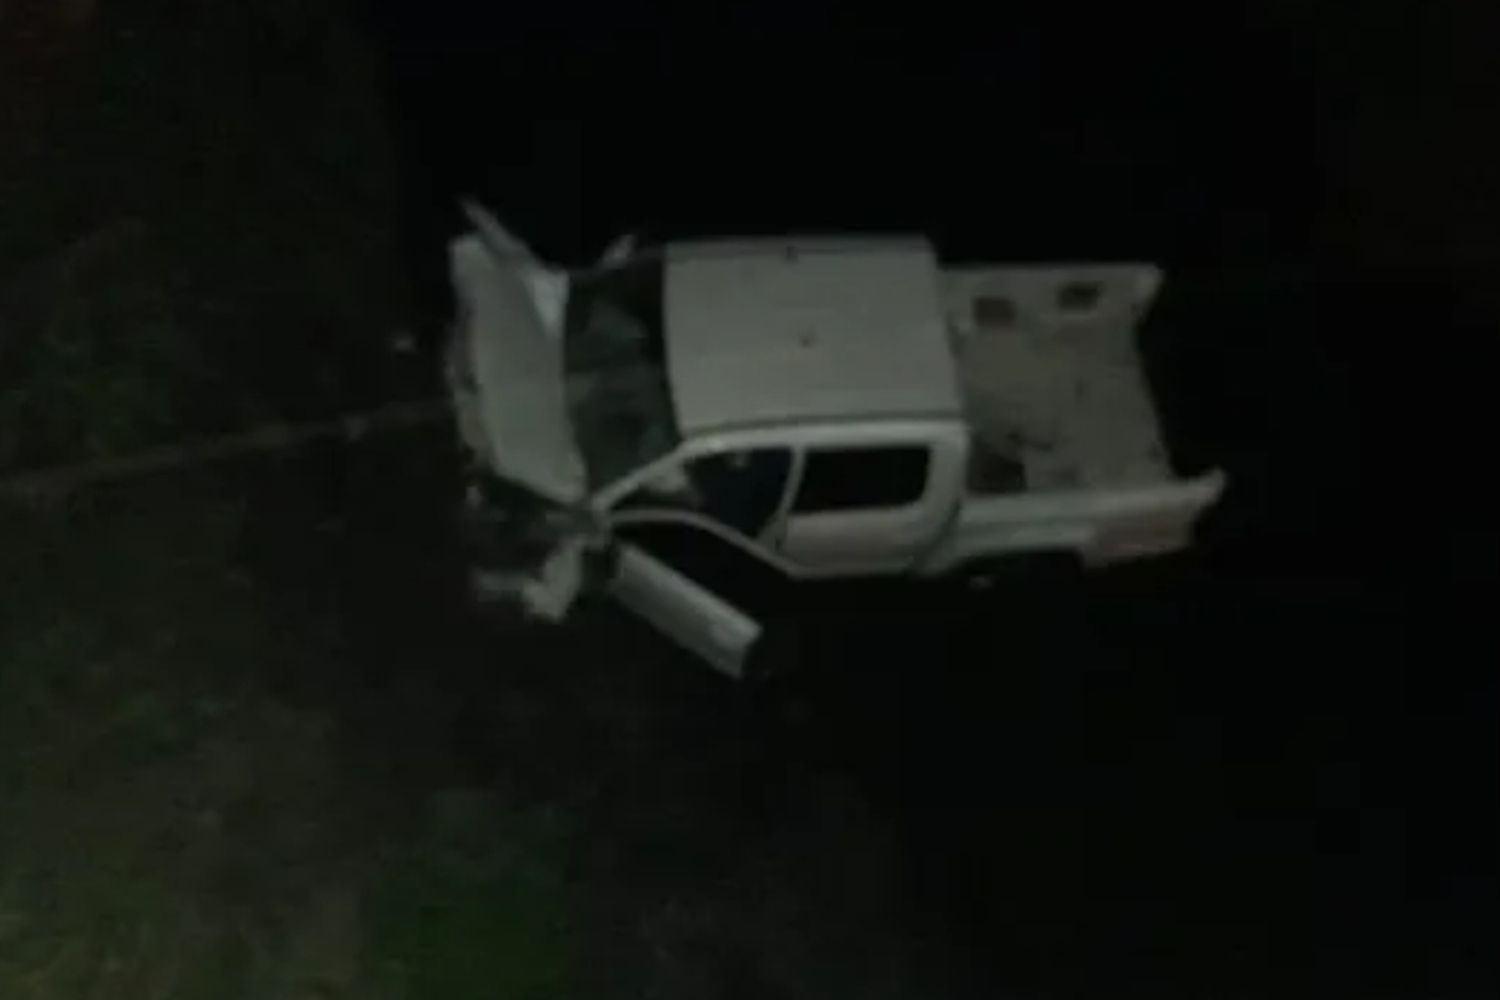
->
{"left": 942, "top": 264, "right": 1174, "bottom": 496}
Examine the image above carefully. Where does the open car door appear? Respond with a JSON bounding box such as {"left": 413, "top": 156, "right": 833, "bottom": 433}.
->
{"left": 608, "top": 544, "right": 762, "bottom": 679}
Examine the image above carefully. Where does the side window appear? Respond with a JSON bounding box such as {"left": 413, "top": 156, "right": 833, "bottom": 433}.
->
{"left": 689, "top": 449, "right": 792, "bottom": 537}
{"left": 617, "top": 448, "right": 792, "bottom": 539}
{"left": 792, "top": 446, "right": 931, "bottom": 513}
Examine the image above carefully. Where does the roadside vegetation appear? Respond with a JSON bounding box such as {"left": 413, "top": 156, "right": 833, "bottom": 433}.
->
{"left": 0, "top": 5, "right": 925, "bottom": 998}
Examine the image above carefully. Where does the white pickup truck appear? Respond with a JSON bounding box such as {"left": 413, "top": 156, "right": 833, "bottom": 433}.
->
{"left": 448, "top": 203, "right": 1223, "bottom": 676}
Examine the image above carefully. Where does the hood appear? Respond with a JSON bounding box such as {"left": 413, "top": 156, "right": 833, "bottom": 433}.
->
{"left": 448, "top": 209, "right": 586, "bottom": 506}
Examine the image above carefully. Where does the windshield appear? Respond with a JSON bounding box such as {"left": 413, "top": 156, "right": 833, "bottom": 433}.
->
{"left": 564, "top": 258, "right": 679, "bottom": 490}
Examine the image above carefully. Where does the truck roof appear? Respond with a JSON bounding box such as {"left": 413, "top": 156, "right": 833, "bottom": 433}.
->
{"left": 662, "top": 237, "right": 964, "bottom": 436}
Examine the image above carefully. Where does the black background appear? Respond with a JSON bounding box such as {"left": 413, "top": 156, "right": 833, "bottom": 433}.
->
{"left": 367, "top": 4, "right": 1496, "bottom": 996}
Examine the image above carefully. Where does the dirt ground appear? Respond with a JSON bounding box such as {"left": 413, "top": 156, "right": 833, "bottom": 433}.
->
{"left": 0, "top": 428, "right": 943, "bottom": 1000}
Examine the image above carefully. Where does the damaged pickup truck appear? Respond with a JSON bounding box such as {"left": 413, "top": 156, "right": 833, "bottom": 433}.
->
{"left": 447, "top": 202, "right": 1223, "bottom": 677}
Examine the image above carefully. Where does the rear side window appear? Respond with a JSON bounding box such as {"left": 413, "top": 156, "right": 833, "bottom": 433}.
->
{"left": 792, "top": 446, "right": 931, "bottom": 512}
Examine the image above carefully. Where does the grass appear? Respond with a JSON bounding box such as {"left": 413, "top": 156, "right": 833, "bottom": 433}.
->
{"left": 0, "top": 455, "right": 587, "bottom": 999}
{"left": 0, "top": 488, "right": 336, "bottom": 999}
{"left": 365, "top": 794, "right": 575, "bottom": 1000}
{"left": 1, "top": 0, "right": 407, "bottom": 473}
{"left": 0, "top": 452, "right": 923, "bottom": 999}
{"left": 0, "top": 5, "right": 934, "bottom": 998}
{"left": 1, "top": 5, "right": 442, "bottom": 996}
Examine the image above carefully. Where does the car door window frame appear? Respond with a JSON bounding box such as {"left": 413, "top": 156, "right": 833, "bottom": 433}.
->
{"left": 599, "top": 443, "right": 796, "bottom": 546}
{"left": 686, "top": 447, "right": 794, "bottom": 539}
{"left": 771, "top": 423, "right": 963, "bottom": 576}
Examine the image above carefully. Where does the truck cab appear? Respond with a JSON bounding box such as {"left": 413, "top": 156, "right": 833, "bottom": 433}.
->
{"left": 448, "top": 204, "right": 1222, "bottom": 676}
